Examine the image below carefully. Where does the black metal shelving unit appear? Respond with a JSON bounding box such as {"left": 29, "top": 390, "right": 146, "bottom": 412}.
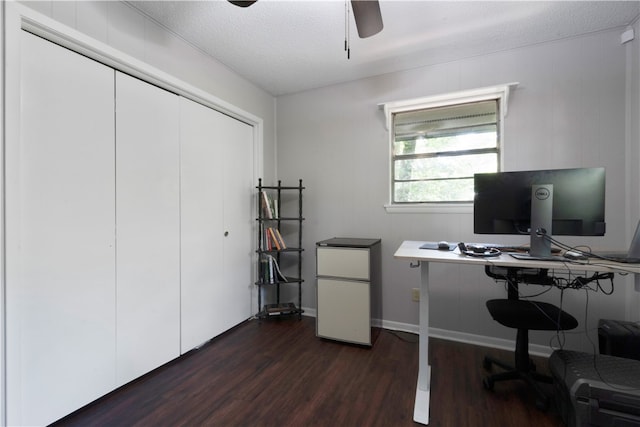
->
{"left": 255, "top": 178, "right": 304, "bottom": 319}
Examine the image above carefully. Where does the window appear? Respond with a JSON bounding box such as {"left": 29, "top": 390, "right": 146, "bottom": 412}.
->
{"left": 382, "top": 84, "right": 516, "bottom": 211}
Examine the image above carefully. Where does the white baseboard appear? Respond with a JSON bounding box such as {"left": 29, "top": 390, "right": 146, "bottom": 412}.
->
{"left": 427, "top": 327, "right": 553, "bottom": 357}
{"left": 301, "top": 308, "right": 553, "bottom": 358}
{"left": 301, "top": 307, "right": 316, "bottom": 318}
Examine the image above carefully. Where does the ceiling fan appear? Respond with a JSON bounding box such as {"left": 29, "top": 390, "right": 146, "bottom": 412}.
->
{"left": 228, "top": 0, "right": 384, "bottom": 38}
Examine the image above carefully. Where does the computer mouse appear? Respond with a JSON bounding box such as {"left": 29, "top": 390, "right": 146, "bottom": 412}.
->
{"left": 438, "top": 241, "right": 450, "bottom": 250}
{"left": 564, "top": 250, "right": 587, "bottom": 260}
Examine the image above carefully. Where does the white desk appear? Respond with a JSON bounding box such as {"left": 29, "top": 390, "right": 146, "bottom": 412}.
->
{"left": 394, "top": 240, "right": 640, "bottom": 425}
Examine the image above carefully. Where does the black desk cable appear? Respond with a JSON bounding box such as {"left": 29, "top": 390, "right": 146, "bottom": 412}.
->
{"left": 457, "top": 242, "right": 501, "bottom": 257}
{"left": 483, "top": 237, "right": 640, "bottom": 394}
{"left": 487, "top": 264, "right": 639, "bottom": 393}
{"left": 542, "top": 233, "right": 638, "bottom": 269}
{"left": 486, "top": 266, "right": 615, "bottom": 351}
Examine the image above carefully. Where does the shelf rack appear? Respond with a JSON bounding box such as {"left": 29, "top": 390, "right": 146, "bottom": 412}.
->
{"left": 255, "top": 178, "right": 304, "bottom": 319}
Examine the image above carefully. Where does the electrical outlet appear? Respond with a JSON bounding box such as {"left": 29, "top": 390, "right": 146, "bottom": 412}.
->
{"left": 411, "top": 288, "right": 420, "bottom": 302}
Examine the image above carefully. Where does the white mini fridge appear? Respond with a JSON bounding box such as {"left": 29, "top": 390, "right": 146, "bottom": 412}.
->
{"left": 316, "top": 238, "right": 381, "bottom": 346}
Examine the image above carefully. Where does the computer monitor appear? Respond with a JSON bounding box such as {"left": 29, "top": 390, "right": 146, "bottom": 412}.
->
{"left": 474, "top": 167, "right": 606, "bottom": 258}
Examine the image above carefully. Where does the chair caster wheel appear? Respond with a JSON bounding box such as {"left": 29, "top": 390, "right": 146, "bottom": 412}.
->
{"left": 483, "top": 357, "right": 492, "bottom": 371}
{"left": 483, "top": 377, "right": 494, "bottom": 391}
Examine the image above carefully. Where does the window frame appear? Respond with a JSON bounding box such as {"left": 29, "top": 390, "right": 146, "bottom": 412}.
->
{"left": 381, "top": 83, "right": 517, "bottom": 213}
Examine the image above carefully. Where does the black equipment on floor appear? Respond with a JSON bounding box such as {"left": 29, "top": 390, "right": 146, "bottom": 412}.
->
{"left": 550, "top": 349, "right": 640, "bottom": 427}
{"left": 598, "top": 318, "right": 640, "bottom": 361}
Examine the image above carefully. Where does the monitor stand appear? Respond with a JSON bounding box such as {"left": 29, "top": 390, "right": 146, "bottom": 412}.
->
{"left": 510, "top": 184, "right": 561, "bottom": 262}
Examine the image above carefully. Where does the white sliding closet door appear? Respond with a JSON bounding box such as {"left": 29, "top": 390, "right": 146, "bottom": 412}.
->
{"left": 180, "top": 98, "right": 224, "bottom": 352}
{"left": 6, "top": 32, "right": 116, "bottom": 426}
{"left": 115, "top": 72, "right": 181, "bottom": 385}
{"left": 221, "top": 110, "right": 254, "bottom": 329}
{"left": 180, "top": 98, "right": 253, "bottom": 352}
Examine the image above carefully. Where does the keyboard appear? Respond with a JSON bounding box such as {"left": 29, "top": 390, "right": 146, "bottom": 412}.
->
{"left": 491, "top": 245, "right": 529, "bottom": 253}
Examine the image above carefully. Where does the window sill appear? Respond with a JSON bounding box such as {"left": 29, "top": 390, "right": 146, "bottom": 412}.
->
{"left": 384, "top": 203, "right": 473, "bottom": 214}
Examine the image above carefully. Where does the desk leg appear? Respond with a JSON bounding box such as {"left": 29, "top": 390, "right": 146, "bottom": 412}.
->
{"left": 414, "top": 261, "right": 431, "bottom": 424}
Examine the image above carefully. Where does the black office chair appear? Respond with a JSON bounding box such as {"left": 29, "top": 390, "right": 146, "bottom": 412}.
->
{"left": 482, "top": 267, "right": 578, "bottom": 410}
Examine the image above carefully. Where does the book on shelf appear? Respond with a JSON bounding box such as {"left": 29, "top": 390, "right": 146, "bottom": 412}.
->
{"left": 262, "top": 226, "right": 287, "bottom": 251}
{"left": 260, "top": 190, "right": 272, "bottom": 219}
{"left": 259, "top": 254, "right": 288, "bottom": 284}
{"left": 267, "top": 227, "right": 281, "bottom": 250}
{"left": 274, "top": 228, "right": 287, "bottom": 250}
{"left": 262, "top": 225, "right": 272, "bottom": 251}
{"left": 264, "top": 302, "right": 297, "bottom": 316}
{"left": 260, "top": 224, "right": 271, "bottom": 250}
{"left": 260, "top": 190, "right": 278, "bottom": 219}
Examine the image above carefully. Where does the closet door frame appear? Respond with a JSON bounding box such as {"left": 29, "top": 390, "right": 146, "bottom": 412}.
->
{"left": 2, "top": 4, "right": 263, "bottom": 426}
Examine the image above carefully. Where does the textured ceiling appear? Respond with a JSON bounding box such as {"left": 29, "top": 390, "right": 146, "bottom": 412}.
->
{"left": 128, "top": 1, "right": 640, "bottom": 96}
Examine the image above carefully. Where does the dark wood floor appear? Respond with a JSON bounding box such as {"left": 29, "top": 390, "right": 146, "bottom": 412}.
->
{"left": 53, "top": 316, "right": 565, "bottom": 427}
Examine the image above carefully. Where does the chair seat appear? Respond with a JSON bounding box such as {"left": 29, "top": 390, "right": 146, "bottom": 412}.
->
{"left": 486, "top": 299, "right": 578, "bottom": 331}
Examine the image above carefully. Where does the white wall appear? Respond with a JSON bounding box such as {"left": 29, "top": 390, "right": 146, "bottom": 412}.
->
{"left": 626, "top": 18, "right": 640, "bottom": 322}
{"left": 18, "top": 0, "right": 277, "bottom": 183}
{"left": 276, "top": 27, "right": 639, "bottom": 352}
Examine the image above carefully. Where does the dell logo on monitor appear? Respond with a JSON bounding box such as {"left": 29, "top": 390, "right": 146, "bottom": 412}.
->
{"left": 535, "top": 187, "right": 551, "bottom": 200}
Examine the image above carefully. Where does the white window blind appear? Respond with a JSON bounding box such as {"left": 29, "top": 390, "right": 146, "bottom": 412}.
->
{"left": 381, "top": 83, "right": 516, "bottom": 211}
{"left": 392, "top": 100, "right": 499, "bottom": 203}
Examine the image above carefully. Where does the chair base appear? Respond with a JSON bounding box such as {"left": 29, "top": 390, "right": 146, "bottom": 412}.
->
{"left": 483, "top": 355, "right": 552, "bottom": 411}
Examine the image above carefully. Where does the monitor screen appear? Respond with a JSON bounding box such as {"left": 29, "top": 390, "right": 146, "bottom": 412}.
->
{"left": 474, "top": 167, "right": 606, "bottom": 237}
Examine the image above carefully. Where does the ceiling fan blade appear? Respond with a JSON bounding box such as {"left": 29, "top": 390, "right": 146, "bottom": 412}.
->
{"left": 351, "top": 0, "right": 384, "bottom": 38}
{"left": 229, "top": 1, "right": 257, "bottom": 7}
